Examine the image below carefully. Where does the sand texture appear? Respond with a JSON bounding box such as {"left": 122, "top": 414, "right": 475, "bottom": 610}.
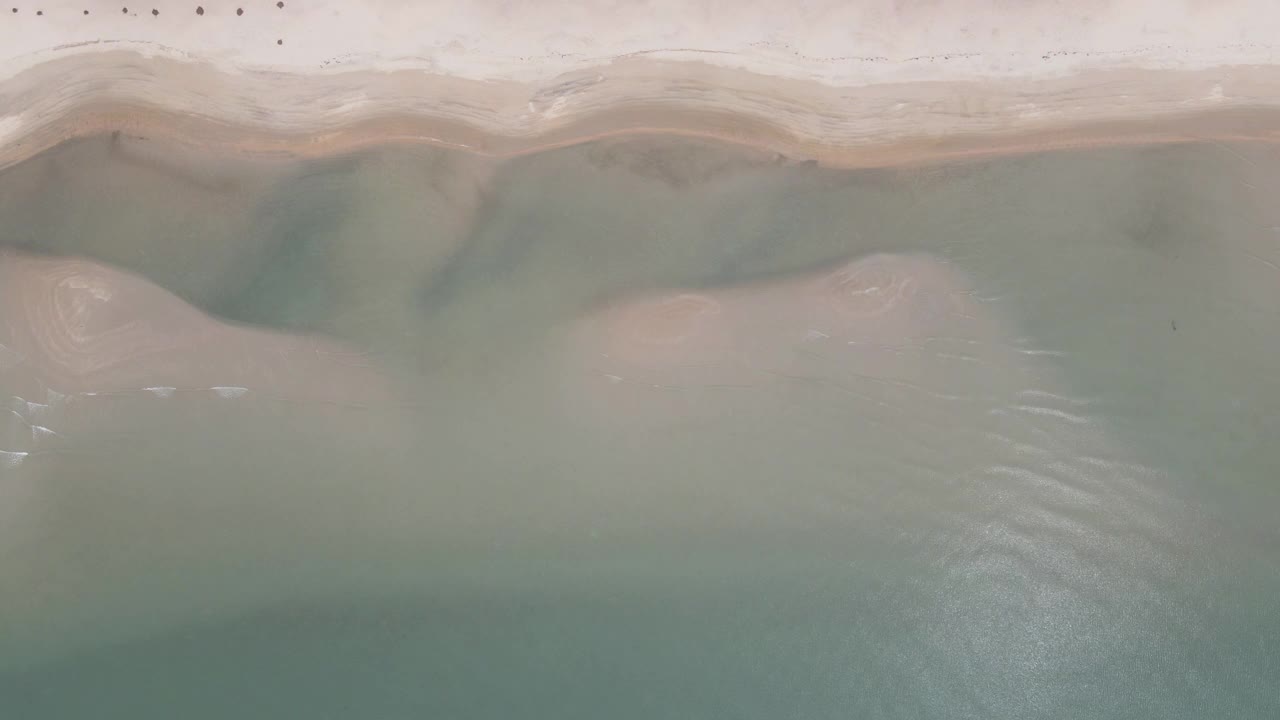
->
{"left": 1, "top": 1, "right": 1279, "bottom": 168}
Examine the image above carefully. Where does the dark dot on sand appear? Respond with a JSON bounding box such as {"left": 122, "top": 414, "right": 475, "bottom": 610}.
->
{"left": 84, "top": 9, "right": 89, "bottom": 13}
{"left": 195, "top": 6, "right": 203, "bottom": 15}
{"left": 11, "top": 8, "right": 17, "bottom": 13}
{"left": 277, "top": 1, "right": 283, "bottom": 7}
{"left": 236, "top": 7, "right": 243, "bottom": 15}
{"left": 36, "top": 9, "right": 42, "bottom": 14}
{"left": 277, "top": 39, "right": 282, "bottom": 45}
{"left": 151, "top": 8, "right": 158, "bottom": 15}
{"left": 122, "top": 6, "right": 128, "bottom": 13}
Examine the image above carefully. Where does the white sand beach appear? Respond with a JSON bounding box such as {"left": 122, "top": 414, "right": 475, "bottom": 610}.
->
{"left": 1, "top": 1, "right": 1279, "bottom": 168}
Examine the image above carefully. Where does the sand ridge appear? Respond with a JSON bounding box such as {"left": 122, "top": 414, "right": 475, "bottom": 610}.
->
{"left": 2, "top": 54, "right": 1280, "bottom": 174}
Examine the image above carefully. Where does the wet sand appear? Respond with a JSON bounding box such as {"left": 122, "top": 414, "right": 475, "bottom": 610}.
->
{"left": 5, "top": 58, "right": 1280, "bottom": 176}
{"left": 4, "top": 0, "right": 1280, "bottom": 173}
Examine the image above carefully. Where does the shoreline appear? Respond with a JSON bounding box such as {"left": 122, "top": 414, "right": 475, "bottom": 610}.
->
{"left": 2, "top": 52, "right": 1280, "bottom": 173}
{"left": 4, "top": 0, "right": 1280, "bottom": 172}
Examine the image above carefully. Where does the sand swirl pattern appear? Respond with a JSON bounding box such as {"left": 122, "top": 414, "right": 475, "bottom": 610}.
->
{"left": 0, "top": 250, "right": 407, "bottom": 460}
{"left": 2, "top": 252, "right": 212, "bottom": 386}
{"left": 816, "top": 254, "right": 918, "bottom": 323}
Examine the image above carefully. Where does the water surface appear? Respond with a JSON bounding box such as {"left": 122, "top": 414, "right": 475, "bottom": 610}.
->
{"left": 1, "top": 131, "right": 1277, "bottom": 718}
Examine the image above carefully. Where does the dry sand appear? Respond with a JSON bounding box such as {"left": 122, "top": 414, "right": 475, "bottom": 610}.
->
{"left": 1, "top": 1, "right": 1279, "bottom": 169}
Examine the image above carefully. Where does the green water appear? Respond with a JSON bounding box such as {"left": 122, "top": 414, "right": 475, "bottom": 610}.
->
{"left": 0, "top": 132, "right": 1277, "bottom": 718}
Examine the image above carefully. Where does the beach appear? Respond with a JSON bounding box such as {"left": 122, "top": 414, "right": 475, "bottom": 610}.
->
{"left": 2, "top": 3, "right": 1280, "bottom": 718}
{"left": 2, "top": 1, "right": 1280, "bottom": 171}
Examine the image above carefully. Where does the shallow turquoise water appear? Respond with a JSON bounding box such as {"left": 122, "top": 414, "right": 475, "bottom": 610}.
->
{"left": 0, "top": 133, "right": 1277, "bottom": 718}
